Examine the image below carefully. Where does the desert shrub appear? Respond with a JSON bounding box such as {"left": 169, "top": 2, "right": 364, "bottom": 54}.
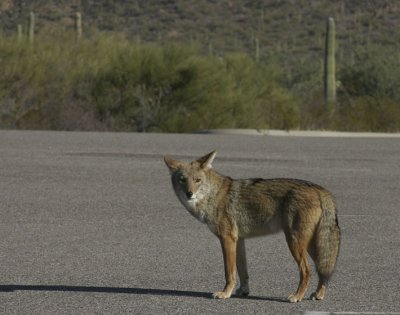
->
{"left": 0, "top": 33, "right": 112, "bottom": 130}
{"left": 223, "top": 53, "right": 299, "bottom": 130}
{"left": 334, "top": 96, "right": 400, "bottom": 132}
{"left": 6, "top": 31, "right": 400, "bottom": 133}
{"left": 92, "top": 42, "right": 199, "bottom": 131}
{"left": 339, "top": 46, "right": 400, "bottom": 101}
{"left": 334, "top": 46, "right": 400, "bottom": 132}
{"left": 92, "top": 46, "right": 299, "bottom": 132}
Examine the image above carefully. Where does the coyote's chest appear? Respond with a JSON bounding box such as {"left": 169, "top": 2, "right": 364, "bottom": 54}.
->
{"left": 179, "top": 194, "right": 209, "bottom": 223}
{"left": 178, "top": 193, "right": 219, "bottom": 235}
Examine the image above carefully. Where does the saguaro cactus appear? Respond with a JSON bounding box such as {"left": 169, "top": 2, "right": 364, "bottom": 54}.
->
{"left": 208, "top": 39, "right": 213, "bottom": 56}
{"left": 28, "top": 11, "right": 35, "bottom": 44}
{"left": 324, "top": 17, "right": 336, "bottom": 105}
{"left": 17, "top": 24, "right": 23, "bottom": 43}
{"left": 255, "top": 37, "right": 260, "bottom": 63}
{"left": 75, "top": 12, "right": 82, "bottom": 42}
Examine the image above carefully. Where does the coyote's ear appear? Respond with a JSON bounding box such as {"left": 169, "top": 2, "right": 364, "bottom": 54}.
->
{"left": 164, "top": 155, "right": 183, "bottom": 173}
{"left": 197, "top": 150, "right": 217, "bottom": 169}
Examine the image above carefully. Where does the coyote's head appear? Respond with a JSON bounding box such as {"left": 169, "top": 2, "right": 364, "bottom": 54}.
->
{"left": 164, "top": 151, "right": 217, "bottom": 205}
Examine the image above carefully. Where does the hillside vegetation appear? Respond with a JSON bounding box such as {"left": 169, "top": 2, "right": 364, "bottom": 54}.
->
{"left": 1, "top": 0, "right": 400, "bottom": 132}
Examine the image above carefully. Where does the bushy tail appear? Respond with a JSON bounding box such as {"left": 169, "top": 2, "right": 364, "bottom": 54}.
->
{"left": 314, "top": 194, "right": 340, "bottom": 284}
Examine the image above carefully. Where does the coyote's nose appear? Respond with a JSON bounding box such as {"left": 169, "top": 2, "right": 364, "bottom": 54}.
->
{"left": 186, "top": 191, "right": 193, "bottom": 199}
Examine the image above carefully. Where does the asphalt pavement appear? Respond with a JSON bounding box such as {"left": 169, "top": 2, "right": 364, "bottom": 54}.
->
{"left": 0, "top": 130, "right": 399, "bottom": 314}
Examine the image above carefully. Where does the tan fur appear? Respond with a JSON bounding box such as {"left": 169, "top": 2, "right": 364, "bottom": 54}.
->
{"left": 164, "top": 151, "right": 340, "bottom": 302}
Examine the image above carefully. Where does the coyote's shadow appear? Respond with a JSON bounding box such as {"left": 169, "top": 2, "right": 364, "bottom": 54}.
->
{"left": 0, "top": 285, "right": 288, "bottom": 302}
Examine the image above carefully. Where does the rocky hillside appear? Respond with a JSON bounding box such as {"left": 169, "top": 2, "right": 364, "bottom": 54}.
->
{"left": 1, "top": 0, "right": 399, "bottom": 59}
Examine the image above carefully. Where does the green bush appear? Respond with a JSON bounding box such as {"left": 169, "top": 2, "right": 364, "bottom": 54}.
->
{"left": 334, "top": 46, "right": 400, "bottom": 132}
{"left": 91, "top": 43, "right": 299, "bottom": 132}
{"left": 340, "top": 46, "right": 400, "bottom": 100}
{"left": 334, "top": 97, "right": 400, "bottom": 132}
{"left": 0, "top": 32, "right": 112, "bottom": 130}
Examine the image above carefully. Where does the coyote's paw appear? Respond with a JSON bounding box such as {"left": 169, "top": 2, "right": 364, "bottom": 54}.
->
{"left": 310, "top": 291, "right": 324, "bottom": 301}
{"left": 235, "top": 287, "right": 249, "bottom": 297}
{"left": 288, "top": 293, "right": 303, "bottom": 303}
{"left": 213, "top": 291, "right": 231, "bottom": 299}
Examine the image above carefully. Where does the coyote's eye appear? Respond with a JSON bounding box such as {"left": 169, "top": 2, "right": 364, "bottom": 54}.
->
{"left": 195, "top": 178, "right": 201, "bottom": 183}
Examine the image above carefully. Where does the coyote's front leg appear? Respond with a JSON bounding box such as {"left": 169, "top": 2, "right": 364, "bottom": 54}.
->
{"left": 235, "top": 238, "right": 249, "bottom": 296}
{"left": 213, "top": 235, "right": 237, "bottom": 299}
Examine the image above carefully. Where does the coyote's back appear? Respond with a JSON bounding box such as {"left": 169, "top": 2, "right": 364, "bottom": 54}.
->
{"left": 164, "top": 151, "right": 340, "bottom": 302}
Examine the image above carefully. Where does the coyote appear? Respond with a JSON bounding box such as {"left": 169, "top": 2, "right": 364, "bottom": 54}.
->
{"left": 164, "top": 151, "right": 340, "bottom": 302}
